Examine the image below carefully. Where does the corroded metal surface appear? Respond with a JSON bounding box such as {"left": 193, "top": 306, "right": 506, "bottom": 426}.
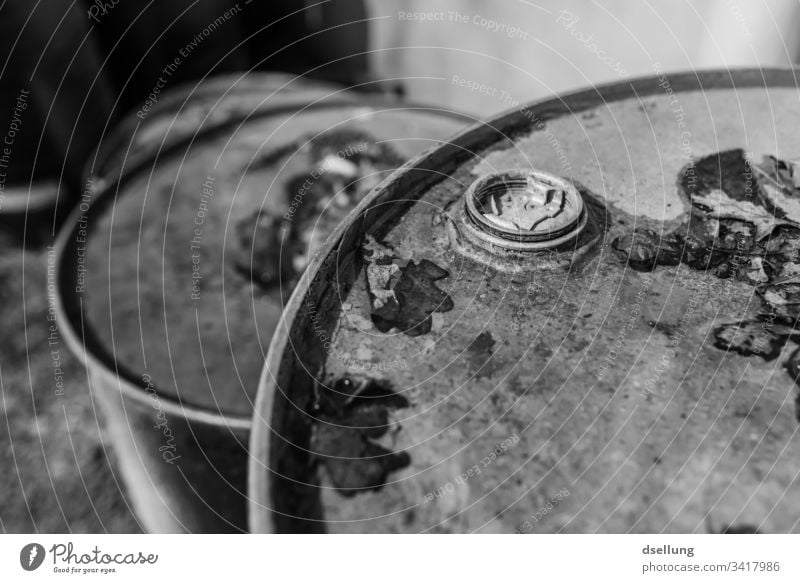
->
{"left": 251, "top": 69, "right": 800, "bottom": 533}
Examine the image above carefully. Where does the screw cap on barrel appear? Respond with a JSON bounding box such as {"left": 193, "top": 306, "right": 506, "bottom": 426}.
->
{"left": 459, "top": 168, "right": 587, "bottom": 253}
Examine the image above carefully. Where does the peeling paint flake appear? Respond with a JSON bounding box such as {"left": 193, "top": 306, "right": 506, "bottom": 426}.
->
{"left": 691, "top": 190, "right": 780, "bottom": 239}
{"left": 362, "top": 235, "right": 454, "bottom": 337}
{"left": 754, "top": 155, "right": 800, "bottom": 222}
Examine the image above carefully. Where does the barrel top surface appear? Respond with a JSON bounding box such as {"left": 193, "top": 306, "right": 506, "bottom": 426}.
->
{"left": 253, "top": 72, "right": 800, "bottom": 533}
{"left": 80, "top": 95, "right": 468, "bottom": 416}
{"left": 92, "top": 72, "right": 343, "bottom": 178}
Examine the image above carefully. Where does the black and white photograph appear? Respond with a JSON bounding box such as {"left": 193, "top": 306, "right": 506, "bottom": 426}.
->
{"left": 1, "top": 1, "right": 799, "bottom": 580}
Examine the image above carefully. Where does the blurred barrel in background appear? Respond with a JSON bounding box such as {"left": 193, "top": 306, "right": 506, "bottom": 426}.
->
{"left": 55, "top": 73, "right": 468, "bottom": 532}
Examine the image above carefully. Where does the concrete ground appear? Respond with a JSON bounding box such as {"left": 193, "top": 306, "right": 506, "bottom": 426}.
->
{"left": 0, "top": 239, "right": 140, "bottom": 533}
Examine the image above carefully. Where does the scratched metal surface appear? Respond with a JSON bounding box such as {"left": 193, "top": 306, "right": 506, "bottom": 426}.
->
{"left": 252, "top": 70, "right": 800, "bottom": 533}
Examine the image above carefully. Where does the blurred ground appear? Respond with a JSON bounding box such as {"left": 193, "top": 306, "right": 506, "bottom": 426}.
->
{"left": 0, "top": 241, "right": 140, "bottom": 533}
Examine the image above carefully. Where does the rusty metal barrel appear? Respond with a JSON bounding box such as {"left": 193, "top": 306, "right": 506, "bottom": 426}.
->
{"left": 55, "top": 72, "right": 469, "bottom": 532}
{"left": 250, "top": 69, "right": 800, "bottom": 533}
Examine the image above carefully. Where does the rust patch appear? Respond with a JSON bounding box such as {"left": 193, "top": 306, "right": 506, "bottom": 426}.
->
{"left": 310, "top": 376, "right": 410, "bottom": 497}
{"left": 235, "top": 129, "right": 404, "bottom": 288}
{"left": 613, "top": 150, "right": 800, "bottom": 391}
{"left": 611, "top": 228, "right": 681, "bottom": 271}
{"left": 753, "top": 155, "right": 800, "bottom": 221}
{"left": 612, "top": 151, "right": 800, "bottom": 279}
{"left": 682, "top": 149, "right": 772, "bottom": 213}
{"left": 611, "top": 217, "right": 763, "bottom": 279}
{"left": 363, "top": 236, "right": 454, "bottom": 336}
{"left": 466, "top": 331, "right": 498, "bottom": 379}
{"left": 759, "top": 282, "right": 800, "bottom": 325}
{"left": 233, "top": 211, "right": 291, "bottom": 287}
{"left": 712, "top": 320, "right": 789, "bottom": 361}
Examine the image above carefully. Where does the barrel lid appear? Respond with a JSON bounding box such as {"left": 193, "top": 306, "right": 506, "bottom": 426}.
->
{"left": 73, "top": 88, "right": 468, "bottom": 418}
{"left": 251, "top": 69, "right": 800, "bottom": 533}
